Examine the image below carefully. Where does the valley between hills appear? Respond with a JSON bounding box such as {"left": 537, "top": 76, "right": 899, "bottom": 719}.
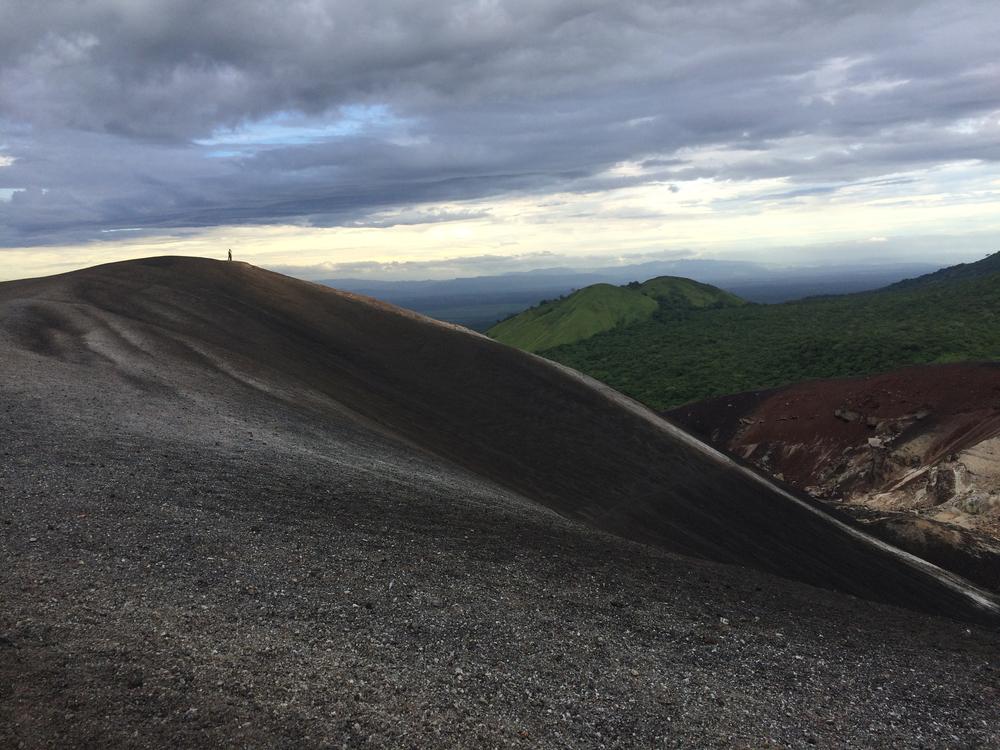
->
{"left": 2, "top": 257, "right": 1000, "bottom": 748}
{"left": 489, "top": 254, "right": 1000, "bottom": 603}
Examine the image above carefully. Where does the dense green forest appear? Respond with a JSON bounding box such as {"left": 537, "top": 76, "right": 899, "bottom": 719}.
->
{"left": 536, "top": 268, "right": 1000, "bottom": 410}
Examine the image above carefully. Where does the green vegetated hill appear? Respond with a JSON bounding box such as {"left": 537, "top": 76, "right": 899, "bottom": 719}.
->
{"left": 488, "top": 276, "right": 743, "bottom": 352}
{"left": 885, "top": 251, "right": 1000, "bottom": 291}
{"left": 638, "top": 276, "right": 745, "bottom": 309}
{"left": 494, "top": 253, "right": 1000, "bottom": 411}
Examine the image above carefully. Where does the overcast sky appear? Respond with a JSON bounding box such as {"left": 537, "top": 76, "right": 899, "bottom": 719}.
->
{"left": 1, "top": 0, "right": 999, "bottom": 280}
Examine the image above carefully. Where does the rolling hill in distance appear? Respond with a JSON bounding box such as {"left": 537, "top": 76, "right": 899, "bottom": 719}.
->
{"left": 488, "top": 277, "right": 743, "bottom": 353}
{"left": 886, "top": 250, "right": 1000, "bottom": 291}
{"left": 489, "top": 253, "right": 1000, "bottom": 410}
{"left": 4, "top": 256, "right": 1000, "bottom": 746}
{"left": 323, "top": 258, "right": 938, "bottom": 331}
{"left": 487, "top": 283, "right": 658, "bottom": 353}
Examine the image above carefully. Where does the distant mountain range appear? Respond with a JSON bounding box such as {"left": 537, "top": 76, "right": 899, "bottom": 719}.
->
{"left": 322, "top": 258, "right": 940, "bottom": 330}
{"left": 488, "top": 252, "right": 1000, "bottom": 410}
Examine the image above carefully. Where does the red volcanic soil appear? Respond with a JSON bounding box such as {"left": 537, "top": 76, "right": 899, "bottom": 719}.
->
{"left": 668, "top": 364, "right": 1000, "bottom": 593}
{"left": 668, "top": 363, "right": 1000, "bottom": 494}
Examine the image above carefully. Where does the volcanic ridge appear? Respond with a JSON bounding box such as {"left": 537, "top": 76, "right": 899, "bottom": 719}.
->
{"left": 2, "top": 257, "right": 999, "bottom": 748}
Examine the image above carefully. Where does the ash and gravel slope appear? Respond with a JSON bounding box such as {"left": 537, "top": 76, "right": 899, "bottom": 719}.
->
{"left": 1, "top": 257, "right": 1000, "bottom": 747}
{"left": 3, "top": 355, "right": 1000, "bottom": 748}
{"left": 2, "top": 256, "right": 997, "bottom": 622}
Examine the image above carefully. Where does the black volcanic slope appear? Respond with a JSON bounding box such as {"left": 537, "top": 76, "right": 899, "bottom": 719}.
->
{"left": 2, "top": 257, "right": 999, "bottom": 747}
{"left": 4, "top": 256, "right": 992, "bottom": 619}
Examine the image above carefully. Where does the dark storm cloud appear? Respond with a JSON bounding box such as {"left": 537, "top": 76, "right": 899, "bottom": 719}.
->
{"left": 1, "top": 0, "right": 998, "bottom": 245}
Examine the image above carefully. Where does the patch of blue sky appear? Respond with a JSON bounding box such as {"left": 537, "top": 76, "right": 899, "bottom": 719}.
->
{"left": 196, "top": 104, "right": 405, "bottom": 154}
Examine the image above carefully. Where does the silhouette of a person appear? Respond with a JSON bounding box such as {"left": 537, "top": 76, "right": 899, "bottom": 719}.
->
{"left": 228, "top": 249, "right": 232, "bottom": 262}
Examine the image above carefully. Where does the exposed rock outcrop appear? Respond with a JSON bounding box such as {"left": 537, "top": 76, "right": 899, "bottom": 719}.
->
{"left": 668, "top": 364, "right": 1000, "bottom": 590}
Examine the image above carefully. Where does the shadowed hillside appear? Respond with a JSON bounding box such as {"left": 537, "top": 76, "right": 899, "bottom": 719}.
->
{"left": 2, "top": 256, "right": 996, "bottom": 624}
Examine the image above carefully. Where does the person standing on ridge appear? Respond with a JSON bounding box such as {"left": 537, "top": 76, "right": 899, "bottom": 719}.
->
{"left": 227, "top": 249, "right": 232, "bottom": 262}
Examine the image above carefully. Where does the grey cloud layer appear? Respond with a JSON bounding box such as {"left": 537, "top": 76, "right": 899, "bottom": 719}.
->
{"left": 0, "top": 0, "right": 998, "bottom": 245}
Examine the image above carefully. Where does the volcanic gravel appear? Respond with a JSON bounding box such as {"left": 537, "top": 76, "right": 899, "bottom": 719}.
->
{"left": 3, "top": 259, "right": 1000, "bottom": 748}
{"left": 2, "top": 371, "right": 1000, "bottom": 749}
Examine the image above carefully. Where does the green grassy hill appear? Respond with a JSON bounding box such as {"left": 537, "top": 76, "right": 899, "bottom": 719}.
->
{"left": 488, "top": 276, "right": 742, "bottom": 352}
{"left": 541, "top": 267, "right": 1000, "bottom": 410}
{"left": 487, "top": 284, "right": 657, "bottom": 352}
{"left": 639, "top": 276, "right": 745, "bottom": 309}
